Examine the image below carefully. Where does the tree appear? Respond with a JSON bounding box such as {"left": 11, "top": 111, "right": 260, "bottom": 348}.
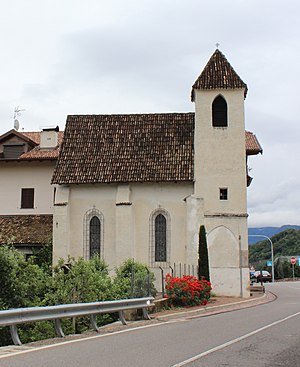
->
{"left": 198, "top": 225, "right": 210, "bottom": 281}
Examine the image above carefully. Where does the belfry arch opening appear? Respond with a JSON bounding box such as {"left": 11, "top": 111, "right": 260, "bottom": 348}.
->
{"left": 212, "top": 95, "right": 228, "bottom": 127}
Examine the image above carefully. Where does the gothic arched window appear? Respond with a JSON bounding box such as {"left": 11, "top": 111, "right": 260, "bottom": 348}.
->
{"left": 212, "top": 95, "right": 228, "bottom": 127}
{"left": 90, "top": 216, "right": 101, "bottom": 258}
{"left": 83, "top": 208, "right": 104, "bottom": 260}
{"left": 155, "top": 214, "right": 167, "bottom": 262}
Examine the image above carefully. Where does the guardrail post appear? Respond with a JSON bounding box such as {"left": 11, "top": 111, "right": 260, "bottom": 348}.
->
{"left": 54, "top": 318, "right": 65, "bottom": 338}
{"left": 10, "top": 325, "right": 22, "bottom": 346}
{"left": 118, "top": 311, "right": 127, "bottom": 325}
{"left": 142, "top": 308, "right": 150, "bottom": 320}
{"left": 90, "top": 314, "right": 99, "bottom": 332}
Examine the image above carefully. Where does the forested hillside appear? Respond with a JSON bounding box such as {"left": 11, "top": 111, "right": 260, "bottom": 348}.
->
{"left": 249, "top": 228, "right": 300, "bottom": 263}
{"left": 248, "top": 225, "right": 300, "bottom": 244}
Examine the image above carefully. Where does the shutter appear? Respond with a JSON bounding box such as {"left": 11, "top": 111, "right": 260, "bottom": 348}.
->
{"left": 3, "top": 145, "right": 25, "bottom": 158}
{"left": 21, "top": 188, "right": 34, "bottom": 209}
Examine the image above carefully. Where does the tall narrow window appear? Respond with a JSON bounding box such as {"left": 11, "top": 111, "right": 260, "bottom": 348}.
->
{"left": 155, "top": 214, "right": 167, "bottom": 262}
{"left": 84, "top": 208, "right": 104, "bottom": 260}
{"left": 90, "top": 216, "right": 101, "bottom": 258}
{"left": 21, "top": 188, "right": 34, "bottom": 209}
{"left": 212, "top": 95, "right": 228, "bottom": 127}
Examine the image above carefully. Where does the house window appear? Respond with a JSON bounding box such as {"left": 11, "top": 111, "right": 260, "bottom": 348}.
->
{"left": 212, "top": 95, "right": 228, "bottom": 127}
{"left": 220, "top": 188, "right": 228, "bottom": 201}
{"left": 150, "top": 209, "right": 170, "bottom": 266}
{"left": 83, "top": 208, "right": 104, "bottom": 260}
{"left": 21, "top": 188, "right": 34, "bottom": 208}
{"left": 90, "top": 216, "right": 101, "bottom": 258}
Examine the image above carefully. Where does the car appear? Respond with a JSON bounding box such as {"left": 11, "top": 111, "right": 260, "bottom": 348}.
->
{"left": 253, "top": 270, "right": 272, "bottom": 283}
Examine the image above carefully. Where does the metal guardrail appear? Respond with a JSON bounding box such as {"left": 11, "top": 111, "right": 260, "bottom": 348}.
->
{"left": 0, "top": 297, "right": 154, "bottom": 346}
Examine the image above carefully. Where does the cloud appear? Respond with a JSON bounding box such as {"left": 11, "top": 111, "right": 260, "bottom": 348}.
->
{"left": 0, "top": 0, "right": 299, "bottom": 228}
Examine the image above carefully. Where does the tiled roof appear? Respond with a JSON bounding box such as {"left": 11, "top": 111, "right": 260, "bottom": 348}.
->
{"left": 0, "top": 129, "right": 37, "bottom": 147}
{"left": 191, "top": 49, "right": 248, "bottom": 101}
{"left": 52, "top": 113, "right": 262, "bottom": 185}
{"left": 19, "top": 131, "right": 63, "bottom": 160}
{"left": 0, "top": 215, "right": 53, "bottom": 245}
{"left": 21, "top": 131, "right": 64, "bottom": 146}
{"left": 245, "top": 131, "right": 263, "bottom": 155}
{"left": 21, "top": 132, "right": 41, "bottom": 144}
{"left": 20, "top": 146, "right": 61, "bottom": 160}
{"left": 52, "top": 113, "right": 194, "bottom": 184}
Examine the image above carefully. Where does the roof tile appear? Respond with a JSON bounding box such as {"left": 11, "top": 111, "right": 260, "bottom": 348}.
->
{"left": 52, "top": 113, "right": 194, "bottom": 184}
{"left": 0, "top": 215, "right": 53, "bottom": 245}
{"left": 191, "top": 49, "right": 247, "bottom": 100}
{"left": 52, "top": 113, "right": 262, "bottom": 185}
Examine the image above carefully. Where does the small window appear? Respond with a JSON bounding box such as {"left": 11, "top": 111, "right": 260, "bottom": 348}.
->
{"left": 212, "top": 95, "right": 228, "bottom": 127}
{"left": 21, "top": 188, "right": 34, "bottom": 208}
{"left": 53, "top": 187, "right": 57, "bottom": 205}
{"left": 219, "top": 188, "right": 228, "bottom": 201}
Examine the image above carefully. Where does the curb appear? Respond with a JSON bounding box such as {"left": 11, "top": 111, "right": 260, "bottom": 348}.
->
{"left": 152, "top": 291, "right": 276, "bottom": 321}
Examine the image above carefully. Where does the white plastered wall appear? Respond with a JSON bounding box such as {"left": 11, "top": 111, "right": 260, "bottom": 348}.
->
{"left": 0, "top": 161, "right": 56, "bottom": 215}
{"left": 193, "top": 88, "right": 250, "bottom": 297}
{"left": 53, "top": 182, "right": 194, "bottom": 278}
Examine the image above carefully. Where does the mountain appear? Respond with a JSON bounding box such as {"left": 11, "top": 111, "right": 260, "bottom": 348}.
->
{"left": 248, "top": 225, "right": 300, "bottom": 244}
{"left": 249, "top": 228, "right": 300, "bottom": 264}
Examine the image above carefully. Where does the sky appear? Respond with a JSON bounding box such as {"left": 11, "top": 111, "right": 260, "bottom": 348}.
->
{"left": 0, "top": 0, "right": 299, "bottom": 228}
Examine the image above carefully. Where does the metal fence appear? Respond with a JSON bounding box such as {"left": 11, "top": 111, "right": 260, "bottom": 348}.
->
{"left": 156, "top": 263, "right": 199, "bottom": 297}
{"left": 0, "top": 297, "right": 154, "bottom": 346}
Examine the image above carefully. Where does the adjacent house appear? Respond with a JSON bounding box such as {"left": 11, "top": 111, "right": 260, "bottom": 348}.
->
{"left": 51, "top": 49, "right": 262, "bottom": 297}
{"left": 0, "top": 127, "right": 62, "bottom": 256}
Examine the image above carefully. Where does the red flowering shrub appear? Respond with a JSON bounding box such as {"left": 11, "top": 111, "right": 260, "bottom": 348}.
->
{"left": 165, "top": 274, "right": 212, "bottom": 307}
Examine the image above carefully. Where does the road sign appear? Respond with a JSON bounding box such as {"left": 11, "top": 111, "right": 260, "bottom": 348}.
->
{"left": 291, "top": 257, "right": 296, "bottom": 265}
{"left": 267, "top": 261, "right": 272, "bottom": 266}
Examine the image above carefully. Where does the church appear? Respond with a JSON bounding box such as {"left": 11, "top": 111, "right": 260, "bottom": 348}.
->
{"left": 51, "top": 49, "right": 262, "bottom": 297}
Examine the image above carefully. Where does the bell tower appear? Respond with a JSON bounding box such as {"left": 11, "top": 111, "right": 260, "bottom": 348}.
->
{"left": 192, "top": 49, "right": 250, "bottom": 297}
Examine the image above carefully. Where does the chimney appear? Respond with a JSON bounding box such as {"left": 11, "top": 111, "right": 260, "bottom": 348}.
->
{"left": 40, "top": 126, "right": 59, "bottom": 149}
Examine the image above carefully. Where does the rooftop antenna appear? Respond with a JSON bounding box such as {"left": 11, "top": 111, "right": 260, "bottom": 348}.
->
{"left": 13, "top": 106, "right": 25, "bottom": 131}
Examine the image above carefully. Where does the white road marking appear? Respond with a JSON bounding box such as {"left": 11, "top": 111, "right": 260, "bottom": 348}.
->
{"left": 171, "top": 310, "right": 300, "bottom": 367}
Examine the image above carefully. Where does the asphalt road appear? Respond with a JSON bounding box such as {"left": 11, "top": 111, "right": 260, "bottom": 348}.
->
{"left": 1, "top": 282, "right": 300, "bottom": 367}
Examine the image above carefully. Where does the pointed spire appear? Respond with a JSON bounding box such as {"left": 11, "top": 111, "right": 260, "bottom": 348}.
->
{"left": 191, "top": 49, "right": 248, "bottom": 101}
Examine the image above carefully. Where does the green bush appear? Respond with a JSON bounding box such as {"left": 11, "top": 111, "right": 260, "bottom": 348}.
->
{"left": 0, "top": 250, "right": 156, "bottom": 345}
{"left": 114, "top": 259, "right": 157, "bottom": 298}
{"left": 0, "top": 246, "right": 49, "bottom": 345}
{"left": 0, "top": 246, "right": 48, "bottom": 310}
